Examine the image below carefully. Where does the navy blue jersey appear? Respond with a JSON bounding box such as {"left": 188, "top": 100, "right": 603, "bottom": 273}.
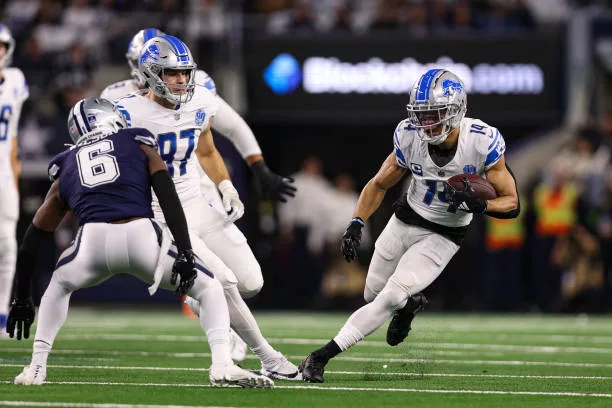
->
{"left": 48, "top": 128, "right": 158, "bottom": 225}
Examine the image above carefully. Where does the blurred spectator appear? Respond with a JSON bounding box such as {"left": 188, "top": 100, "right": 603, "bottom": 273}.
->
{"left": 2, "top": 0, "right": 40, "bottom": 38}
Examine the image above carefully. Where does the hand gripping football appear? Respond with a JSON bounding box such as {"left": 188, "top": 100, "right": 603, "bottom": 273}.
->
{"left": 447, "top": 173, "right": 497, "bottom": 200}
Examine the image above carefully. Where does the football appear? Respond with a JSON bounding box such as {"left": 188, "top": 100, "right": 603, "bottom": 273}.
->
{"left": 447, "top": 173, "right": 497, "bottom": 200}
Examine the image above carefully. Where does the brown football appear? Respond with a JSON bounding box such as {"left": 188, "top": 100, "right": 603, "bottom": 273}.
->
{"left": 447, "top": 173, "right": 497, "bottom": 200}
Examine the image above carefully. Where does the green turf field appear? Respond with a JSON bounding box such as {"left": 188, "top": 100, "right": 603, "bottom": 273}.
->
{"left": 1, "top": 309, "right": 612, "bottom": 407}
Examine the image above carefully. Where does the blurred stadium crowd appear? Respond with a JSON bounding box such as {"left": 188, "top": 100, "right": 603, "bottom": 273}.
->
{"left": 3, "top": 0, "right": 612, "bottom": 313}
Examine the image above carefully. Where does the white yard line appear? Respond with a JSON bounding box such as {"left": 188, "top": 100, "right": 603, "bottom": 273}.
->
{"left": 53, "top": 334, "right": 612, "bottom": 355}
{"left": 1, "top": 381, "right": 611, "bottom": 398}
{"left": 1, "top": 363, "right": 611, "bottom": 380}
{"left": 3, "top": 348, "right": 612, "bottom": 368}
{"left": 0, "top": 403, "right": 240, "bottom": 408}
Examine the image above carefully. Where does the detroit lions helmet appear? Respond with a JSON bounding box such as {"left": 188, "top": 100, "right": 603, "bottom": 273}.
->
{"left": 138, "top": 35, "right": 196, "bottom": 105}
{"left": 0, "top": 23, "right": 15, "bottom": 69}
{"left": 406, "top": 69, "right": 467, "bottom": 145}
{"left": 126, "top": 28, "right": 165, "bottom": 86}
{"left": 67, "top": 97, "right": 127, "bottom": 144}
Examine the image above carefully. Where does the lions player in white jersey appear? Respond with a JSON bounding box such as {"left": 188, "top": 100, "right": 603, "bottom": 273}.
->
{"left": 115, "top": 35, "right": 300, "bottom": 380}
{"left": 0, "top": 24, "right": 29, "bottom": 335}
{"left": 102, "top": 28, "right": 296, "bottom": 362}
{"left": 299, "top": 69, "right": 520, "bottom": 383}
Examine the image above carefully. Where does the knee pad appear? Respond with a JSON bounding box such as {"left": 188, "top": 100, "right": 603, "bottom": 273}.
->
{"left": 363, "top": 286, "right": 377, "bottom": 304}
{"left": 237, "top": 266, "right": 264, "bottom": 299}
{"left": 375, "top": 280, "right": 410, "bottom": 312}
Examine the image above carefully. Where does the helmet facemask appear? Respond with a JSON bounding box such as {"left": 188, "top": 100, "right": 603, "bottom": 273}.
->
{"left": 406, "top": 102, "right": 466, "bottom": 145}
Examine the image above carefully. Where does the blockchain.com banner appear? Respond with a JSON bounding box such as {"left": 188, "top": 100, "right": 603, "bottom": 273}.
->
{"left": 245, "top": 35, "right": 563, "bottom": 125}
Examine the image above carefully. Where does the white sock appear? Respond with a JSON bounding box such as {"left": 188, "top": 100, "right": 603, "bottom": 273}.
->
{"left": 332, "top": 294, "right": 396, "bottom": 351}
{"left": 194, "top": 280, "right": 233, "bottom": 367}
{"left": 224, "top": 285, "right": 277, "bottom": 365}
{"left": 32, "top": 280, "right": 73, "bottom": 364}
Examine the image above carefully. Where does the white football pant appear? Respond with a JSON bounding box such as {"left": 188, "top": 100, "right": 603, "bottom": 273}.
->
{"left": 0, "top": 179, "right": 18, "bottom": 322}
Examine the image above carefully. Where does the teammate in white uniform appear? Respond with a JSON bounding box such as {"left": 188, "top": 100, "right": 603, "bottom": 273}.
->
{"left": 299, "top": 69, "right": 520, "bottom": 383}
{"left": 115, "top": 35, "right": 299, "bottom": 380}
{"left": 102, "top": 28, "right": 296, "bottom": 362}
{"left": 0, "top": 24, "right": 29, "bottom": 334}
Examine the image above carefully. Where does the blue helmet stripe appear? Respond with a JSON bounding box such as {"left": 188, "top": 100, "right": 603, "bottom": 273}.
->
{"left": 79, "top": 100, "right": 92, "bottom": 132}
{"left": 416, "top": 68, "right": 443, "bottom": 102}
{"left": 161, "top": 35, "right": 189, "bottom": 56}
{"left": 143, "top": 28, "right": 159, "bottom": 42}
{"left": 72, "top": 111, "right": 83, "bottom": 137}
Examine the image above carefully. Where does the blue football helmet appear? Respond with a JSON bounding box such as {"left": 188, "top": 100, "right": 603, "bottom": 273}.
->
{"left": 138, "top": 35, "right": 197, "bottom": 105}
{"left": 126, "top": 28, "right": 165, "bottom": 86}
{"left": 0, "top": 23, "right": 15, "bottom": 69}
{"left": 406, "top": 69, "right": 467, "bottom": 145}
{"left": 67, "top": 97, "right": 127, "bottom": 144}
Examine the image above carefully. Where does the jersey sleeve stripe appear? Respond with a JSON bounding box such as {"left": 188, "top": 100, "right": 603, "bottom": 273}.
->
{"left": 488, "top": 129, "right": 501, "bottom": 150}
{"left": 485, "top": 144, "right": 505, "bottom": 167}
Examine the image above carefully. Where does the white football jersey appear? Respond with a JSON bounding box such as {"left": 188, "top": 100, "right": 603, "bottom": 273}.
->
{"left": 394, "top": 117, "right": 505, "bottom": 228}
{"left": 114, "top": 87, "right": 218, "bottom": 215}
{"left": 0, "top": 68, "right": 28, "bottom": 177}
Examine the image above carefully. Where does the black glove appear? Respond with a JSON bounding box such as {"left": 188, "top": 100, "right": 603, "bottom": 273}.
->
{"left": 251, "top": 161, "right": 297, "bottom": 203}
{"left": 7, "top": 298, "right": 35, "bottom": 340}
{"left": 341, "top": 218, "right": 364, "bottom": 262}
{"left": 171, "top": 249, "right": 197, "bottom": 296}
{"left": 444, "top": 180, "right": 487, "bottom": 214}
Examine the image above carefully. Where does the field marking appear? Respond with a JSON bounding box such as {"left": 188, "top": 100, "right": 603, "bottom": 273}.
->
{"left": 54, "top": 334, "right": 612, "bottom": 355}
{"left": 0, "top": 403, "right": 240, "bottom": 408}
{"left": 3, "top": 348, "right": 612, "bottom": 368}
{"left": 1, "top": 381, "right": 611, "bottom": 398}
{"left": 2, "top": 363, "right": 612, "bottom": 380}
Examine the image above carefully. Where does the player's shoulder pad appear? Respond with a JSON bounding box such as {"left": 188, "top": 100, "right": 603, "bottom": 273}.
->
{"left": 121, "top": 128, "right": 158, "bottom": 149}
{"left": 393, "top": 119, "right": 415, "bottom": 168}
{"left": 48, "top": 149, "right": 71, "bottom": 181}
{"left": 5, "top": 67, "right": 29, "bottom": 102}
{"left": 469, "top": 118, "right": 506, "bottom": 169}
{"left": 195, "top": 69, "right": 216, "bottom": 95}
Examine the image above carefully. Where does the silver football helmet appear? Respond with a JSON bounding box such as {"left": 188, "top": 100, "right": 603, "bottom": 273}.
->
{"left": 138, "top": 35, "right": 196, "bottom": 105}
{"left": 67, "top": 97, "right": 127, "bottom": 144}
{"left": 126, "top": 28, "right": 165, "bottom": 86}
{"left": 0, "top": 23, "right": 15, "bottom": 69}
{"left": 406, "top": 69, "right": 467, "bottom": 145}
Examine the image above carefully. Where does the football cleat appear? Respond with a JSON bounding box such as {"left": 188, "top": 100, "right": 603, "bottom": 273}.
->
{"left": 14, "top": 364, "right": 46, "bottom": 385}
{"left": 184, "top": 296, "right": 248, "bottom": 362}
{"left": 298, "top": 353, "right": 327, "bottom": 383}
{"left": 260, "top": 353, "right": 302, "bottom": 381}
{"left": 209, "top": 364, "right": 274, "bottom": 388}
{"left": 386, "top": 292, "right": 428, "bottom": 346}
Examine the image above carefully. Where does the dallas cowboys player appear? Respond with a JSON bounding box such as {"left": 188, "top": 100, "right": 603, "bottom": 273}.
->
{"left": 6, "top": 97, "right": 273, "bottom": 388}
{"left": 0, "top": 24, "right": 29, "bottom": 336}
{"left": 299, "top": 69, "right": 520, "bottom": 383}
{"left": 115, "top": 35, "right": 299, "bottom": 380}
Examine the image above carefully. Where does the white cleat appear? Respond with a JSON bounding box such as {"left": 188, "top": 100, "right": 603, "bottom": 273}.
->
{"left": 14, "top": 365, "right": 46, "bottom": 385}
{"left": 261, "top": 354, "right": 302, "bottom": 381}
{"left": 209, "top": 364, "right": 274, "bottom": 388}
{"left": 185, "top": 296, "right": 249, "bottom": 362}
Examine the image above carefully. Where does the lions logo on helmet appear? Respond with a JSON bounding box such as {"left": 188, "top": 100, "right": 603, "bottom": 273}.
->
{"left": 125, "top": 28, "right": 165, "bottom": 86}
{"left": 406, "top": 69, "right": 467, "bottom": 145}
{"left": 0, "top": 23, "right": 16, "bottom": 69}
{"left": 138, "top": 35, "right": 197, "bottom": 105}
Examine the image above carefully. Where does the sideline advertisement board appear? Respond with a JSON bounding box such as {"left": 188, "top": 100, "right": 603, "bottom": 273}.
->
{"left": 245, "top": 35, "right": 563, "bottom": 125}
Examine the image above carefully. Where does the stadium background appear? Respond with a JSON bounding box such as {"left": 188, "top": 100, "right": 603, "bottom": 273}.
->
{"left": 3, "top": 0, "right": 612, "bottom": 314}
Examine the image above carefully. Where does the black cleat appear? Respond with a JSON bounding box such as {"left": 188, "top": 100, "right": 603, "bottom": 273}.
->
{"left": 386, "top": 293, "right": 428, "bottom": 346}
{"left": 298, "top": 353, "right": 327, "bottom": 383}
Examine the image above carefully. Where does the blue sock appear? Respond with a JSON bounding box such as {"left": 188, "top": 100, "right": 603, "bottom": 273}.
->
{"left": 0, "top": 314, "right": 7, "bottom": 329}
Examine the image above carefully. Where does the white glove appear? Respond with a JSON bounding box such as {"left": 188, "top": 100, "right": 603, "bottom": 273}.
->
{"left": 218, "top": 180, "right": 244, "bottom": 223}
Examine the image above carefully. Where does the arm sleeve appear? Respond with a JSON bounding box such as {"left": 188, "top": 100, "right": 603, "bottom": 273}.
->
{"left": 150, "top": 170, "right": 192, "bottom": 252}
{"left": 211, "top": 95, "right": 262, "bottom": 159}
{"left": 14, "top": 225, "right": 53, "bottom": 299}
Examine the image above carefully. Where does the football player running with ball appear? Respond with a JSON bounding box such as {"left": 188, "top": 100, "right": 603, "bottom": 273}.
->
{"left": 299, "top": 69, "right": 520, "bottom": 383}
{"left": 7, "top": 98, "right": 272, "bottom": 388}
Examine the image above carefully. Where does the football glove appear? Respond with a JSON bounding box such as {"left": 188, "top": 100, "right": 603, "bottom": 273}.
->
{"left": 341, "top": 218, "right": 364, "bottom": 262}
{"left": 444, "top": 180, "right": 487, "bottom": 214}
{"left": 171, "top": 249, "right": 197, "bottom": 297}
{"left": 7, "top": 298, "right": 35, "bottom": 340}
{"left": 218, "top": 180, "right": 245, "bottom": 223}
{"left": 251, "top": 161, "right": 297, "bottom": 203}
